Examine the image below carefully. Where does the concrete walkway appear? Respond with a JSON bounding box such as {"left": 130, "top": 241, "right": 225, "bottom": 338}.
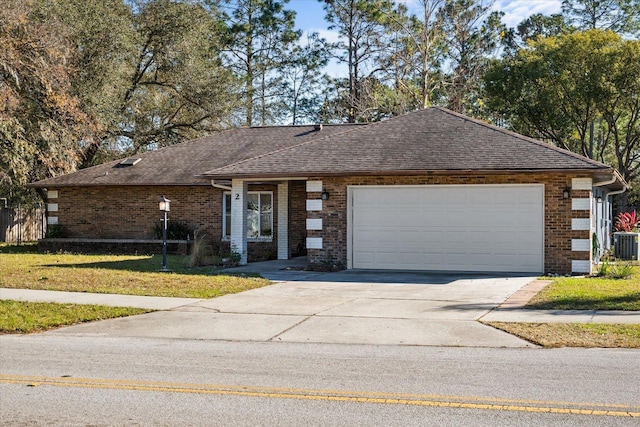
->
{"left": 0, "top": 288, "right": 200, "bottom": 310}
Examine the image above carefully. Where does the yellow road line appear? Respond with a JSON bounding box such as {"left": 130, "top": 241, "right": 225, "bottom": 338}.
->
{"left": 2, "top": 374, "right": 638, "bottom": 417}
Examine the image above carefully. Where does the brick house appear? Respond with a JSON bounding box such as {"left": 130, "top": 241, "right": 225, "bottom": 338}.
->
{"left": 31, "top": 107, "right": 627, "bottom": 275}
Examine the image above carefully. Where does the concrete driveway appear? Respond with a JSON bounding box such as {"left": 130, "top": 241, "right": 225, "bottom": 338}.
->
{"left": 49, "top": 259, "right": 538, "bottom": 347}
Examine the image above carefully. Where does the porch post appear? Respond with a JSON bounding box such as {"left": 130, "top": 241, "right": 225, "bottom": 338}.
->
{"left": 277, "top": 181, "right": 289, "bottom": 260}
{"left": 231, "top": 179, "right": 248, "bottom": 265}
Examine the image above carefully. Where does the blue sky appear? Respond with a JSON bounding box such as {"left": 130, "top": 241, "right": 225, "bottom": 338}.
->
{"left": 290, "top": 0, "right": 562, "bottom": 31}
{"left": 287, "top": 0, "right": 562, "bottom": 76}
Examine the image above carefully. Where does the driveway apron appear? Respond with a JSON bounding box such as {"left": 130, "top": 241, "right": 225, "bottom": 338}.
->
{"left": 48, "top": 263, "right": 537, "bottom": 348}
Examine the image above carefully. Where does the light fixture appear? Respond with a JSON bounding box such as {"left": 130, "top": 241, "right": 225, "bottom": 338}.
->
{"left": 321, "top": 191, "right": 330, "bottom": 201}
{"left": 159, "top": 196, "right": 171, "bottom": 212}
{"left": 158, "top": 196, "right": 171, "bottom": 272}
{"left": 596, "top": 196, "right": 603, "bottom": 203}
{"left": 562, "top": 188, "right": 571, "bottom": 199}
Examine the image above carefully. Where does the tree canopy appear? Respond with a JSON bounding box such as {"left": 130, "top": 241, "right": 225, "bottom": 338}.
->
{"left": 0, "top": 0, "right": 638, "bottom": 208}
{"left": 485, "top": 29, "right": 639, "bottom": 205}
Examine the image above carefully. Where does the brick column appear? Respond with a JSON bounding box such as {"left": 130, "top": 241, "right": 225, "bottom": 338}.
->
{"left": 277, "top": 181, "right": 289, "bottom": 260}
{"left": 570, "top": 177, "right": 593, "bottom": 274}
{"left": 231, "top": 179, "right": 248, "bottom": 265}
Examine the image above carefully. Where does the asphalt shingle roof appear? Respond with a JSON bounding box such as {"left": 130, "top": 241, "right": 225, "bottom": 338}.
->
{"left": 30, "top": 124, "right": 362, "bottom": 187}
{"left": 202, "top": 107, "right": 612, "bottom": 179}
{"left": 31, "top": 107, "right": 614, "bottom": 188}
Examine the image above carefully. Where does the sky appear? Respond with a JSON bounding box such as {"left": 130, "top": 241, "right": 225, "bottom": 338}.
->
{"left": 290, "top": 0, "right": 562, "bottom": 32}
{"left": 287, "top": 0, "right": 563, "bottom": 75}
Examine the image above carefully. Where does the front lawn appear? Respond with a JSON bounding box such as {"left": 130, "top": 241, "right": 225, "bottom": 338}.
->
{"left": 0, "top": 300, "right": 150, "bottom": 334}
{"left": 487, "top": 322, "right": 640, "bottom": 348}
{"left": 0, "top": 244, "right": 271, "bottom": 298}
{"left": 527, "top": 265, "right": 640, "bottom": 311}
{"left": 484, "top": 265, "right": 640, "bottom": 347}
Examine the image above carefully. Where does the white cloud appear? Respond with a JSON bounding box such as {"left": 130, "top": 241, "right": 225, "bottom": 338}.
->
{"left": 493, "top": 0, "right": 562, "bottom": 28}
{"left": 313, "top": 29, "right": 342, "bottom": 45}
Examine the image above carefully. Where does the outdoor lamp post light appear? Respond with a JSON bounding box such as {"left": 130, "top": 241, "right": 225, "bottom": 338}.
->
{"left": 159, "top": 196, "right": 171, "bottom": 272}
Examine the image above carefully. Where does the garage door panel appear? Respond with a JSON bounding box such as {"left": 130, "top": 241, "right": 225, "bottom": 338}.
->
{"left": 351, "top": 185, "right": 544, "bottom": 273}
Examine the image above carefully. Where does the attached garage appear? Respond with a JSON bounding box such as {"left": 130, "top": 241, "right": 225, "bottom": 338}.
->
{"left": 348, "top": 185, "right": 544, "bottom": 273}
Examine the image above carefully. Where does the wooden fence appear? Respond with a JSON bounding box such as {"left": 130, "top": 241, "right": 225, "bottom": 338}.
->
{"left": 0, "top": 204, "right": 46, "bottom": 243}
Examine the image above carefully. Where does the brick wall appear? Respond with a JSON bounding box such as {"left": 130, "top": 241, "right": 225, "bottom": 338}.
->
{"left": 288, "top": 180, "right": 307, "bottom": 257}
{"left": 45, "top": 173, "right": 593, "bottom": 274}
{"left": 48, "top": 186, "right": 218, "bottom": 239}
{"left": 46, "top": 184, "right": 283, "bottom": 262}
{"left": 305, "top": 173, "right": 592, "bottom": 275}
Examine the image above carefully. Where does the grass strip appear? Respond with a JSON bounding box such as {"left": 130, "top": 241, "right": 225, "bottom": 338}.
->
{"left": 487, "top": 322, "right": 640, "bottom": 348}
{"left": 0, "top": 300, "right": 151, "bottom": 334}
{"left": 528, "top": 266, "right": 640, "bottom": 311}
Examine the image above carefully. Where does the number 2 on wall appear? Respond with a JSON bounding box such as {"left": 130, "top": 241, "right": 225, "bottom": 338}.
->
{"left": 235, "top": 194, "right": 240, "bottom": 200}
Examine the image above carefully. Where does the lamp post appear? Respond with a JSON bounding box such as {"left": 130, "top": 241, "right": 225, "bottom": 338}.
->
{"left": 159, "top": 196, "right": 171, "bottom": 272}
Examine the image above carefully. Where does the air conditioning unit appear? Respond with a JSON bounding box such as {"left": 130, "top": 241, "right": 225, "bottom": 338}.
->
{"left": 613, "top": 232, "right": 640, "bottom": 260}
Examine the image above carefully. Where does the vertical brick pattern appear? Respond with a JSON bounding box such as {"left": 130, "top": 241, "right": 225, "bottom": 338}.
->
{"left": 305, "top": 173, "right": 592, "bottom": 275}
{"left": 288, "top": 180, "right": 307, "bottom": 256}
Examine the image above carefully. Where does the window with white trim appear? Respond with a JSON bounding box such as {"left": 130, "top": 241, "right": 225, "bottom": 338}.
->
{"left": 223, "top": 192, "right": 273, "bottom": 239}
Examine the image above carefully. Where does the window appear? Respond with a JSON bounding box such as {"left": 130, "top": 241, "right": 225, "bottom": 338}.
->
{"left": 223, "top": 192, "right": 273, "bottom": 239}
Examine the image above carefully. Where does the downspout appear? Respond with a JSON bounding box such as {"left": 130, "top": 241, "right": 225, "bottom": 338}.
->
{"left": 604, "top": 187, "right": 628, "bottom": 237}
{"left": 592, "top": 173, "right": 626, "bottom": 256}
{"left": 602, "top": 178, "right": 629, "bottom": 253}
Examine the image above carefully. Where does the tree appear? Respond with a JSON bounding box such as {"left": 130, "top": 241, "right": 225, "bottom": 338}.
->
{"left": 0, "top": 0, "right": 95, "bottom": 202}
{"left": 115, "top": 0, "right": 237, "bottom": 152}
{"left": 501, "top": 13, "right": 570, "bottom": 55}
{"left": 484, "top": 30, "right": 640, "bottom": 203}
{"left": 276, "top": 33, "right": 331, "bottom": 124}
{"left": 322, "top": 0, "right": 395, "bottom": 123}
{"left": 437, "top": 0, "right": 505, "bottom": 115}
{"left": 39, "top": 0, "right": 137, "bottom": 167}
{"left": 562, "top": 0, "right": 640, "bottom": 35}
{"left": 222, "top": 0, "right": 300, "bottom": 126}
{"left": 380, "top": 0, "right": 446, "bottom": 110}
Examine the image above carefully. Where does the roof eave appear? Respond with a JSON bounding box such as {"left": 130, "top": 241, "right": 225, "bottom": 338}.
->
{"left": 28, "top": 181, "right": 211, "bottom": 188}
{"left": 201, "top": 167, "right": 613, "bottom": 180}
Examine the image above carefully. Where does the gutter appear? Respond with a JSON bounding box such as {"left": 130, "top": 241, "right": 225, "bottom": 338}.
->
{"left": 593, "top": 174, "right": 617, "bottom": 187}
{"left": 211, "top": 180, "right": 232, "bottom": 191}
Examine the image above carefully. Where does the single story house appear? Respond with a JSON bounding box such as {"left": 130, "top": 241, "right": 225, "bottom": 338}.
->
{"left": 31, "top": 107, "right": 627, "bottom": 275}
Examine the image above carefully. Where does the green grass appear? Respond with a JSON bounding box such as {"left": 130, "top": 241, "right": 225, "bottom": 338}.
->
{"left": 487, "top": 265, "right": 640, "bottom": 348}
{"left": 0, "top": 244, "right": 271, "bottom": 298}
{"left": 528, "top": 266, "right": 640, "bottom": 310}
{"left": 0, "top": 300, "right": 150, "bottom": 334}
{"left": 487, "top": 322, "right": 640, "bottom": 348}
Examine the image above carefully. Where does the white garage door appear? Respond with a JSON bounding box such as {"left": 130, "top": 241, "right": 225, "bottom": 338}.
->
{"left": 349, "top": 185, "right": 544, "bottom": 273}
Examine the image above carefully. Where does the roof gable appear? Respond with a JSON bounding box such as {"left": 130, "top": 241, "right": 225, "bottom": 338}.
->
{"left": 202, "top": 107, "right": 612, "bottom": 179}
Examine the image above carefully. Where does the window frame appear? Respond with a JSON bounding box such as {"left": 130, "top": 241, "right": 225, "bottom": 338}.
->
{"left": 222, "top": 191, "right": 273, "bottom": 241}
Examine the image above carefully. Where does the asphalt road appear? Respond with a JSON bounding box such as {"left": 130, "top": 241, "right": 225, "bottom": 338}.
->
{"left": 1, "top": 335, "right": 639, "bottom": 426}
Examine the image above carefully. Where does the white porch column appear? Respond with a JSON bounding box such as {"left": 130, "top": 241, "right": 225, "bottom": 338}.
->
{"left": 230, "top": 179, "right": 248, "bottom": 265}
{"left": 277, "top": 182, "right": 289, "bottom": 260}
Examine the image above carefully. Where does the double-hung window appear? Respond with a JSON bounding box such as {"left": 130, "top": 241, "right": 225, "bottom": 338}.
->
{"left": 223, "top": 192, "right": 273, "bottom": 239}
